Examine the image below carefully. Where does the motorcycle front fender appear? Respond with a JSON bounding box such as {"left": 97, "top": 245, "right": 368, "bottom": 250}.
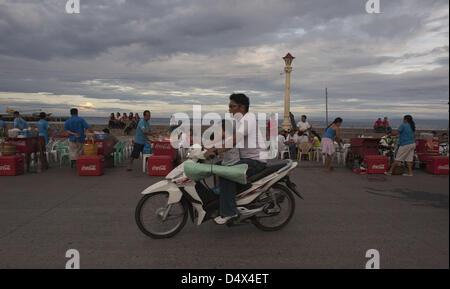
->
{"left": 140, "top": 180, "right": 183, "bottom": 205}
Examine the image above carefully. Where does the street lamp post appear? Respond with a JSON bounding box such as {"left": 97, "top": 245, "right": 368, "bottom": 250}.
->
{"left": 282, "top": 53, "right": 295, "bottom": 130}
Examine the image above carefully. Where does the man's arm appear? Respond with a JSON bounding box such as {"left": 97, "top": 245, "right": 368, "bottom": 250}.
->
{"left": 66, "top": 130, "right": 80, "bottom": 138}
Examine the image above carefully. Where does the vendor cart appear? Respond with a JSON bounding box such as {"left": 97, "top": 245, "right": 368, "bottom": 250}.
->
{"left": 5, "top": 136, "right": 47, "bottom": 172}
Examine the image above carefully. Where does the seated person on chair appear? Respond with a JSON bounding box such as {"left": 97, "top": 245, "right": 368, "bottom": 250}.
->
{"left": 278, "top": 130, "right": 290, "bottom": 158}
{"left": 102, "top": 128, "right": 119, "bottom": 168}
{"left": 286, "top": 129, "right": 298, "bottom": 159}
{"left": 382, "top": 117, "right": 392, "bottom": 134}
{"left": 296, "top": 130, "right": 311, "bottom": 144}
{"left": 204, "top": 93, "right": 268, "bottom": 225}
{"left": 373, "top": 118, "right": 385, "bottom": 133}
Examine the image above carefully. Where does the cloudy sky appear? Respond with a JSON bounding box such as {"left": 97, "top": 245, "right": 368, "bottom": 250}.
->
{"left": 0, "top": 0, "right": 448, "bottom": 120}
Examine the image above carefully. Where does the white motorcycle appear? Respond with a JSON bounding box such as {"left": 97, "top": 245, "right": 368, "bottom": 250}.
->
{"left": 135, "top": 147, "right": 303, "bottom": 239}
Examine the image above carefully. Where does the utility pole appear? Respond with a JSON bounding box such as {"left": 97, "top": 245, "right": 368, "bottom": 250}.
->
{"left": 325, "top": 88, "right": 329, "bottom": 127}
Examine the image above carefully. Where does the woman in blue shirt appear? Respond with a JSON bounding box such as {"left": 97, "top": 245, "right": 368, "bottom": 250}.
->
{"left": 385, "top": 115, "right": 416, "bottom": 177}
{"left": 321, "top": 117, "right": 343, "bottom": 172}
{"left": 37, "top": 112, "right": 51, "bottom": 144}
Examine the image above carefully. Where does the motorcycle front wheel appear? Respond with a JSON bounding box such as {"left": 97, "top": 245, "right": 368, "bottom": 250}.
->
{"left": 252, "top": 184, "right": 295, "bottom": 231}
{"left": 135, "top": 192, "right": 188, "bottom": 239}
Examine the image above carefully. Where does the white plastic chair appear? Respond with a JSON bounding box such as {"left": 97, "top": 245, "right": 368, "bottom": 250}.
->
{"left": 314, "top": 148, "right": 321, "bottom": 162}
{"left": 46, "top": 140, "right": 58, "bottom": 163}
{"left": 279, "top": 146, "right": 290, "bottom": 160}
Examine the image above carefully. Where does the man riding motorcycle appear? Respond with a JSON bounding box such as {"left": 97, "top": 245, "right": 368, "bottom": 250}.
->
{"left": 204, "top": 93, "right": 269, "bottom": 225}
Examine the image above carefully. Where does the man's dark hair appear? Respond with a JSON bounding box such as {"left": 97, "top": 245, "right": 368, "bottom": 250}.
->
{"left": 102, "top": 128, "right": 110, "bottom": 134}
{"left": 302, "top": 115, "right": 307, "bottom": 119}
{"left": 70, "top": 108, "right": 78, "bottom": 115}
{"left": 143, "top": 110, "right": 150, "bottom": 116}
{"left": 14, "top": 111, "right": 19, "bottom": 115}
{"left": 230, "top": 93, "right": 249, "bottom": 112}
{"left": 39, "top": 112, "right": 46, "bottom": 119}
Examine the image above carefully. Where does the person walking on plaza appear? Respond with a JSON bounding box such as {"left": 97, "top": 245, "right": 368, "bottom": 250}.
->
{"left": 13, "top": 111, "right": 29, "bottom": 130}
{"left": 127, "top": 110, "right": 152, "bottom": 171}
{"left": 321, "top": 118, "right": 343, "bottom": 172}
{"left": 64, "top": 108, "right": 91, "bottom": 168}
{"left": 36, "top": 112, "right": 51, "bottom": 144}
{"left": 0, "top": 115, "right": 6, "bottom": 129}
{"left": 385, "top": 115, "right": 416, "bottom": 177}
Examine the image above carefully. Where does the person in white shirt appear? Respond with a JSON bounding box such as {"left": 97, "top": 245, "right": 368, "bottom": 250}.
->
{"left": 297, "top": 115, "right": 311, "bottom": 134}
{"left": 204, "top": 93, "right": 268, "bottom": 224}
{"left": 278, "top": 130, "right": 290, "bottom": 158}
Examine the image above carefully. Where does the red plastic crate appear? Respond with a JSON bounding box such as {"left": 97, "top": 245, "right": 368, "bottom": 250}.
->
{"left": 152, "top": 141, "right": 176, "bottom": 159}
{"left": 426, "top": 156, "right": 449, "bottom": 175}
{"left": 148, "top": 155, "right": 173, "bottom": 176}
{"left": 0, "top": 155, "right": 24, "bottom": 176}
{"left": 417, "top": 153, "right": 439, "bottom": 163}
{"left": 77, "top": 155, "right": 104, "bottom": 176}
{"left": 364, "top": 155, "right": 388, "bottom": 174}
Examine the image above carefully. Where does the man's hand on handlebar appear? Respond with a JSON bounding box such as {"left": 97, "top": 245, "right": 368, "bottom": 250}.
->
{"left": 204, "top": 148, "right": 217, "bottom": 159}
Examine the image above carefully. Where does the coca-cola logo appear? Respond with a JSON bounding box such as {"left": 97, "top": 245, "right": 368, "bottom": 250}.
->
{"left": 0, "top": 165, "right": 11, "bottom": 171}
{"left": 7, "top": 142, "right": 25, "bottom": 147}
{"left": 152, "top": 165, "right": 167, "bottom": 171}
{"left": 81, "top": 165, "right": 97, "bottom": 171}
{"left": 155, "top": 143, "right": 172, "bottom": 150}
{"left": 438, "top": 165, "right": 449, "bottom": 170}
{"left": 372, "top": 164, "right": 385, "bottom": 170}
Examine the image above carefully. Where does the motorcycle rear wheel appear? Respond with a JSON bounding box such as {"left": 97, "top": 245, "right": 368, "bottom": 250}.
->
{"left": 252, "top": 184, "right": 295, "bottom": 231}
{"left": 135, "top": 192, "right": 188, "bottom": 239}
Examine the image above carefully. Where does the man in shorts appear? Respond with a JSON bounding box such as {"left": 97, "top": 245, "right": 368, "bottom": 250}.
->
{"left": 127, "top": 110, "right": 152, "bottom": 171}
{"left": 64, "top": 108, "right": 91, "bottom": 168}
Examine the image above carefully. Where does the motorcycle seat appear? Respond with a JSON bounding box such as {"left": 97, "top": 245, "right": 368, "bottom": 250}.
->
{"left": 247, "top": 161, "right": 289, "bottom": 183}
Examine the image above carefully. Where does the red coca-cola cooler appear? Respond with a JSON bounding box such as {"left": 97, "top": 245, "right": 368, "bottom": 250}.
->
{"left": 152, "top": 141, "right": 176, "bottom": 159}
{"left": 364, "top": 155, "right": 388, "bottom": 174}
{"left": 426, "top": 156, "right": 449, "bottom": 175}
{"left": 0, "top": 155, "right": 24, "bottom": 176}
{"left": 77, "top": 155, "right": 104, "bottom": 176}
{"left": 148, "top": 155, "right": 173, "bottom": 176}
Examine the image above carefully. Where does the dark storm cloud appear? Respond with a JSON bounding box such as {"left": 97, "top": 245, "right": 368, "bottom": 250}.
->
{"left": 0, "top": 0, "right": 448, "bottom": 119}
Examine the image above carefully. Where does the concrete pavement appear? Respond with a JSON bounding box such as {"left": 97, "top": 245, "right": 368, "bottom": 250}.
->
{"left": 0, "top": 161, "right": 448, "bottom": 268}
